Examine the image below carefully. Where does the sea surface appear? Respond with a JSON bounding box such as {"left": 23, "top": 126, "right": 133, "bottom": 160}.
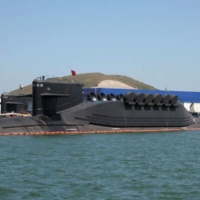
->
{"left": 0, "top": 131, "right": 200, "bottom": 200}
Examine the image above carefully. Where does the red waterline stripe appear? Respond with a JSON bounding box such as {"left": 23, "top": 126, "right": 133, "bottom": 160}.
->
{"left": 1, "top": 128, "right": 200, "bottom": 136}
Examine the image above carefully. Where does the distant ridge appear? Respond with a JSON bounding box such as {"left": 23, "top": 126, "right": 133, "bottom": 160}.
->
{"left": 9, "top": 72, "right": 156, "bottom": 95}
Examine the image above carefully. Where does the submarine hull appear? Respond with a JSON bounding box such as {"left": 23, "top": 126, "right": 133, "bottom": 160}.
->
{"left": 1, "top": 79, "right": 200, "bottom": 136}
{"left": 0, "top": 101, "right": 199, "bottom": 136}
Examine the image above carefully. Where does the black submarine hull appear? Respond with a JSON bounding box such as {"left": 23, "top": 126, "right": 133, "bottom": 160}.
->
{"left": 1, "top": 79, "right": 200, "bottom": 136}
{"left": 0, "top": 101, "right": 200, "bottom": 136}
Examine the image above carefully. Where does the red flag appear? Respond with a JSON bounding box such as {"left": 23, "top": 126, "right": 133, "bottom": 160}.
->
{"left": 71, "top": 70, "right": 76, "bottom": 76}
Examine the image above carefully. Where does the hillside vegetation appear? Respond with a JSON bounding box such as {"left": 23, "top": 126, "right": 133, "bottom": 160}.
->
{"left": 9, "top": 73, "right": 156, "bottom": 95}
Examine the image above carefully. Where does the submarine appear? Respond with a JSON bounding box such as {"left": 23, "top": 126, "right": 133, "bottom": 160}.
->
{"left": 0, "top": 77, "right": 200, "bottom": 136}
{"left": 1, "top": 93, "right": 32, "bottom": 114}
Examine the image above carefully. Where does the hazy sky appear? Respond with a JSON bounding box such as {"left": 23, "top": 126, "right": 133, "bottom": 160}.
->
{"left": 1, "top": 0, "right": 200, "bottom": 94}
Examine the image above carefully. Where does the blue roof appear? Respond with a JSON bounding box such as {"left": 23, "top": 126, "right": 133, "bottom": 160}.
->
{"left": 83, "top": 88, "right": 200, "bottom": 103}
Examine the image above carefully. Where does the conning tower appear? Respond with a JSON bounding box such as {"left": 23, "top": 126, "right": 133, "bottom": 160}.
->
{"left": 32, "top": 78, "right": 83, "bottom": 116}
{"left": 1, "top": 93, "right": 32, "bottom": 114}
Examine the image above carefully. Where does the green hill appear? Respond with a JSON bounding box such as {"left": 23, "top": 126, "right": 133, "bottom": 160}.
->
{"left": 9, "top": 72, "right": 156, "bottom": 95}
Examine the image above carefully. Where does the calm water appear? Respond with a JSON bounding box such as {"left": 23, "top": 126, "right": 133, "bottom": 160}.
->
{"left": 0, "top": 131, "right": 200, "bottom": 200}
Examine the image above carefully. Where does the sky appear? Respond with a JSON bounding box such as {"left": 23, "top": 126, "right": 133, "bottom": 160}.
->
{"left": 0, "top": 0, "right": 200, "bottom": 94}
